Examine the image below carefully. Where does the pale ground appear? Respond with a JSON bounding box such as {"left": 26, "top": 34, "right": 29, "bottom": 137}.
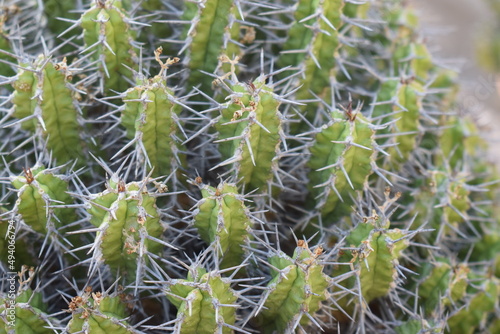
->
{"left": 408, "top": 0, "right": 500, "bottom": 165}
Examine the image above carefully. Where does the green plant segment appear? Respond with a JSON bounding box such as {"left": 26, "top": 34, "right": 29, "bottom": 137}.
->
{"left": 181, "top": 0, "right": 234, "bottom": 93}
{"left": 0, "top": 1, "right": 499, "bottom": 334}
{"left": 446, "top": 277, "right": 499, "bottom": 334}
{"left": 333, "top": 198, "right": 411, "bottom": 316}
{"left": 415, "top": 259, "right": 468, "bottom": 313}
{"left": 0, "top": 267, "right": 60, "bottom": 333}
{"left": 10, "top": 56, "right": 86, "bottom": 166}
{"left": 192, "top": 181, "right": 254, "bottom": 269}
{"left": 165, "top": 267, "right": 238, "bottom": 334}
{"left": 10, "top": 166, "right": 75, "bottom": 234}
{"left": 385, "top": 80, "right": 423, "bottom": 166}
{"left": 0, "top": 208, "right": 37, "bottom": 271}
{"left": 0, "top": 30, "right": 15, "bottom": 80}
{"left": 85, "top": 175, "right": 165, "bottom": 284}
{"left": 80, "top": 0, "right": 138, "bottom": 94}
{"left": 395, "top": 319, "right": 444, "bottom": 334}
{"left": 276, "top": 0, "right": 322, "bottom": 71}
{"left": 293, "top": 0, "right": 344, "bottom": 108}
{"left": 66, "top": 288, "right": 137, "bottom": 333}
{"left": 214, "top": 76, "right": 284, "bottom": 193}
{"left": 5, "top": 165, "right": 82, "bottom": 263}
{"left": 252, "top": 240, "right": 329, "bottom": 333}
{"left": 119, "top": 50, "right": 186, "bottom": 180}
{"left": 307, "top": 109, "right": 379, "bottom": 218}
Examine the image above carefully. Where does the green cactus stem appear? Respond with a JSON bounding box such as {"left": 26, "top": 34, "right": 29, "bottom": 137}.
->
{"left": 252, "top": 239, "right": 329, "bottom": 333}
{"left": 446, "top": 277, "right": 499, "bottom": 334}
{"left": 385, "top": 79, "right": 424, "bottom": 167}
{"left": 409, "top": 169, "right": 475, "bottom": 242}
{"left": 0, "top": 266, "right": 60, "bottom": 334}
{"left": 9, "top": 166, "right": 78, "bottom": 253}
{"left": 333, "top": 192, "right": 412, "bottom": 319}
{"left": 66, "top": 287, "right": 138, "bottom": 333}
{"left": 80, "top": 0, "right": 138, "bottom": 94}
{"left": 10, "top": 56, "right": 87, "bottom": 167}
{"left": 119, "top": 47, "right": 187, "bottom": 180}
{"left": 213, "top": 75, "right": 285, "bottom": 194}
{"left": 191, "top": 180, "right": 254, "bottom": 270}
{"left": 181, "top": 0, "right": 235, "bottom": 93}
{"left": 415, "top": 259, "right": 469, "bottom": 314}
{"left": 165, "top": 266, "right": 239, "bottom": 334}
{"left": 294, "top": 0, "right": 344, "bottom": 109}
{"left": 84, "top": 173, "right": 168, "bottom": 285}
{"left": 307, "top": 104, "right": 390, "bottom": 219}
{"left": 276, "top": 0, "right": 323, "bottom": 71}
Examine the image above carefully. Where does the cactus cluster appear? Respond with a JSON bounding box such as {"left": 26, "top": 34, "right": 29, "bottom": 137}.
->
{"left": 0, "top": 0, "right": 499, "bottom": 333}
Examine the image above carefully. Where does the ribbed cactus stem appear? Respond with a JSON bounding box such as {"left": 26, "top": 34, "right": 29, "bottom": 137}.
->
{"left": 9, "top": 165, "right": 78, "bottom": 255}
{"left": 308, "top": 104, "right": 388, "bottom": 219}
{"left": 0, "top": 266, "right": 60, "bottom": 333}
{"left": 165, "top": 266, "right": 239, "bottom": 334}
{"left": 85, "top": 174, "right": 168, "bottom": 285}
{"left": 119, "top": 47, "right": 186, "bottom": 180}
{"left": 253, "top": 239, "right": 329, "bottom": 333}
{"left": 192, "top": 180, "right": 254, "bottom": 269}
{"left": 66, "top": 287, "right": 137, "bottom": 333}
{"left": 214, "top": 75, "right": 285, "bottom": 194}
{"left": 10, "top": 55, "right": 87, "bottom": 166}
{"left": 80, "top": 0, "right": 138, "bottom": 93}
{"left": 181, "top": 0, "right": 235, "bottom": 92}
{"left": 294, "top": 0, "right": 344, "bottom": 122}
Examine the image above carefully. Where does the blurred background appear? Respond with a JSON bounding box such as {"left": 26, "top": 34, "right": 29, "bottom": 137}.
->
{"left": 408, "top": 0, "right": 500, "bottom": 164}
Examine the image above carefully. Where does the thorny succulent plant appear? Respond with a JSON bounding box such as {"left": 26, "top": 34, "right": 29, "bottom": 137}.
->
{"left": 0, "top": 0, "right": 499, "bottom": 333}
